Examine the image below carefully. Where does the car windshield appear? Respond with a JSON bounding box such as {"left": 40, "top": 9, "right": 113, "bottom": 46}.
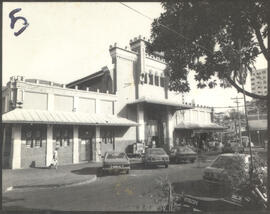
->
{"left": 106, "top": 153, "right": 125, "bottom": 159}
{"left": 148, "top": 149, "right": 166, "bottom": 155}
{"left": 211, "top": 156, "right": 245, "bottom": 169}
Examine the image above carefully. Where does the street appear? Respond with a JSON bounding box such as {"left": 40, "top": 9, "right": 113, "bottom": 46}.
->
{"left": 3, "top": 159, "right": 214, "bottom": 211}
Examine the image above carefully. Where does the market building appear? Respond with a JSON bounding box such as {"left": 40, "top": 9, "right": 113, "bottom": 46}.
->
{"left": 2, "top": 36, "right": 223, "bottom": 169}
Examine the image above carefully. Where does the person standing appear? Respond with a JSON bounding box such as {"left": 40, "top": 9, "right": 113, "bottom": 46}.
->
{"left": 53, "top": 148, "right": 58, "bottom": 169}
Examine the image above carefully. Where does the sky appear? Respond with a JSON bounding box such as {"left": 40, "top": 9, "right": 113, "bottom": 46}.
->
{"left": 3, "top": 2, "right": 267, "bottom": 113}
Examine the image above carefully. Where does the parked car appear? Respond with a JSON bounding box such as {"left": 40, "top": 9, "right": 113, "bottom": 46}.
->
{"left": 170, "top": 146, "right": 197, "bottom": 163}
{"left": 102, "top": 151, "right": 130, "bottom": 174}
{"left": 203, "top": 153, "right": 250, "bottom": 185}
{"left": 143, "top": 148, "right": 169, "bottom": 168}
{"left": 222, "top": 141, "right": 244, "bottom": 153}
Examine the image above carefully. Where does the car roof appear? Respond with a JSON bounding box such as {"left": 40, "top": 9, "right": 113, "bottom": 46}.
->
{"left": 106, "top": 151, "right": 125, "bottom": 155}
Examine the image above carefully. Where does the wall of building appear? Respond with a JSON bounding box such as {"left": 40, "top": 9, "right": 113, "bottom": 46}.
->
{"left": 251, "top": 68, "right": 268, "bottom": 96}
{"left": 8, "top": 78, "right": 117, "bottom": 114}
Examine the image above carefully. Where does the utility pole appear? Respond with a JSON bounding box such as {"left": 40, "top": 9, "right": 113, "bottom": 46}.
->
{"left": 238, "top": 39, "right": 253, "bottom": 185}
{"left": 231, "top": 96, "right": 243, "bottom": 144}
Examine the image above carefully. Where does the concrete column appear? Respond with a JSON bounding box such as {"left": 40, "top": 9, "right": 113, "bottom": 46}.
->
{"left": 96, "top": 99, "right": 100, "bottom": 114}
{"left": 73, "top": 126, "right": 79, "bottom": 163}
{"left": 137, "top": 103, "right": 145, "bottom": 142}
{"left": 95, "top": 126, "right": 101, "bottom": 162}
{"left": 46, "top": 125, "right": 53, "bottom": 166}
{"left": 10, "top": 124, "right": 22, "bottom": 169}
{"left": 166, "top": 107, "right": 174, "bottom": 150}
{"left": 47, "top": 94, "right": 54, "bottom": 111}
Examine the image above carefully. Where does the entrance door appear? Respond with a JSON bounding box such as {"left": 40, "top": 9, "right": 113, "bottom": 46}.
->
{"left": 79, "top": 138, "right": 93, "bottom": 161}
{"left": 79, "top": 126, "right": 95, "bottom": 162}
{"left": 146, "top": 120, "right": 158, "bottom": 146}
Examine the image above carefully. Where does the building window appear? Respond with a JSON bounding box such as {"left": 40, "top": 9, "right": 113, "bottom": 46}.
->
{"left": 22, "top": 125, "right": 47, "bottom": 148}
{"left": 154, "top": 75, "right": 159, "bottom": 86}
{"left": 160, "top": 77, "right": 165, "bottom": 87}
{"left": 101, "top": 127, "right": 115, "bottom": 145}
{"left": 144, "top": 73, "right": 148, "bottom": 84}
{"left": 53, "top": 125, "right": 73, "bottom": 147}
{"left": 149, "top": 73, "right": 153, "bottom": 85}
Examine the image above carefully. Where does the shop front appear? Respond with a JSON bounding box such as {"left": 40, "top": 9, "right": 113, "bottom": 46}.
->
{"left": 174, "top": 121, "right": 225, "bottom": 151}
{"left": 2, "top": 109, "right": 137, "bottom": 169}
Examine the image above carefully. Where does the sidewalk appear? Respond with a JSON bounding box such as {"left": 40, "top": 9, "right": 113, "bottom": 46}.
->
{"left": 2, "top": 162, "right": 102, "bottom": 192}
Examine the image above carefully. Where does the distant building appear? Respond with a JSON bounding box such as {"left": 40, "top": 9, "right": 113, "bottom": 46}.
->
{"left": 250, "top": 68, "right": 268, "bottom": 96}
{"left": 2, "top": 36, "right": 223, "bottom": 169}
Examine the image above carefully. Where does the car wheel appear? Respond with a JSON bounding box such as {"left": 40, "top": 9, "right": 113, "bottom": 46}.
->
{"left": 191, "top": 159, "right": 195, "bottom": 163}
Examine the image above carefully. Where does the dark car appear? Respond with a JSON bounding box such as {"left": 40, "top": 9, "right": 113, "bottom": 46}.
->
{"left": 222, "top": 141, "right": 244, "bottom": 153}
{"left": 170, "top": 146, "right": 197, "bottom": 163}
{"left": 143, "top": 148, "right": 169, "bottom": 168}
{"left": 102, "top": 151, "right": 130, "bottom": 174}
{"left": 203, "top": 153, "right": 250, "bottom": 185}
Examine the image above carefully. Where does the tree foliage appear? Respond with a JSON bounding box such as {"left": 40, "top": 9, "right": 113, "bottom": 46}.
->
{"left": 149, "top": 0, "right": 269, "bottom": 100}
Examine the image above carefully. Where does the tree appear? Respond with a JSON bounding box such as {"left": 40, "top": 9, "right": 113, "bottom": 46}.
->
{"left": 148, "top": 0, "right": 269, "bottom": 100}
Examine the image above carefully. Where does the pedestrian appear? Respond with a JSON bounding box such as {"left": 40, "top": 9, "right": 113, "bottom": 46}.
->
{"left": 52, "top": 148, "right": 58, "bottom": 169}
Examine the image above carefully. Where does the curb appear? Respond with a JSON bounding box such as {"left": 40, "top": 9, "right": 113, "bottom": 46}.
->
{"left": 5, "top": 175, "right": 97, "bottom": 192}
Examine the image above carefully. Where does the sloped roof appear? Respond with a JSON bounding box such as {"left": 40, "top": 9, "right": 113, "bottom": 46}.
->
{"left": 66, "top": 70, "right": 106, "bottom": 88}
{"left": 2, "top": 109, "right": 138, "bottom": 126}
{"left": 175, "top": 121, "right": 225, "bottom": 130}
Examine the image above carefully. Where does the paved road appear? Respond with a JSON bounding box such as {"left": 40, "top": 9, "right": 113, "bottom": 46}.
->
{"left": 3, "top": 159, "right": 215, "bottom": 211}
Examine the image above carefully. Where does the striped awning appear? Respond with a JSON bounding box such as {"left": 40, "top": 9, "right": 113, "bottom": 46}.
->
{"left": 2, "top": 109, "right": 138, "bottom": 126}
{"left": 127, "top": 97, "right": 193, "bottom": 109}
{"left": 175, "top": 121, "right": 225, "bottom": 131}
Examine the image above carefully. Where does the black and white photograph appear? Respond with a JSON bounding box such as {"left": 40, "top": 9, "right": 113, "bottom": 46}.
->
{"left": 2, "top": 1, "right": 269, "bottom": 212}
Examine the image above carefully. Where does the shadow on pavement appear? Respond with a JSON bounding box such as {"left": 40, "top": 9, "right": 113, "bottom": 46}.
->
{"left": 3, "top": 205, "right": 56, "bottom": 212}
{"left": 71, "top": 167, "right": 99, "bottom": 175}
{"left": 131, "top": 163, "right": 167, "bottom": 170}
{"left": 172, "top": 180, "right": 231, "bottom": 198}
{"left": 2, "top": 196, "right": 25, "bottom": 204}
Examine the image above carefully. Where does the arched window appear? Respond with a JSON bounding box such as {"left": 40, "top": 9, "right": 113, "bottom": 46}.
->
{"left": 154, "top": 72, "right": 159, "bottom": 86}
{"left": 160, "top": 73, "right": 165, "bottom": 87}
{"left": 149, "top": 70, "right": 153, "bottom": 85}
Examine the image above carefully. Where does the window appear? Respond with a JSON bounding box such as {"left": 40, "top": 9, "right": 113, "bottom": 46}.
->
{"left": 144, "top": 73, "right": 148, "bottom": 84}
{"left": 101, "top": 127, "right": 115, "bottom": 145}
{"left": 160, "top": 77, "right": 165, "bottom": 87}
{"left": 53, "top": 125, "right": 73, "bottom": 147}
{"left": 22, "top": 125, "right": 47, "bottom": 148}
{"left": 149, "top": 73, "right": 153, "bottom": 85}
{"left": 154, "top": 75, "right": 159, "bottom": 86}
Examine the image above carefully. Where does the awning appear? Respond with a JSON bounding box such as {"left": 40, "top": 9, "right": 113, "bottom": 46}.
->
{"left": 127, "top": 97, "right": 193, "bottom": 109}
{"left": 2, "top": 109, "right": 138, "bottom": 126}
{"left": 175, "top": 121, "right": 225, "bottom": 131}
{"left": 248, "top": 120, "right": 267, "bottom": 131}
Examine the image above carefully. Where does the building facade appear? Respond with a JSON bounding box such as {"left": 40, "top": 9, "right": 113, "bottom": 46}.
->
{"left": 2, "top": 36, "right": 222, "bottom": 169}
{"left": 250, "top": 68, "right": 268, "bottom": 96}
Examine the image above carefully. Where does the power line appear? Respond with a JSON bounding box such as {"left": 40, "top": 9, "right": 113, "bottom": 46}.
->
{"left": 119, "top": 2, "right": 214, "bottom": 54}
